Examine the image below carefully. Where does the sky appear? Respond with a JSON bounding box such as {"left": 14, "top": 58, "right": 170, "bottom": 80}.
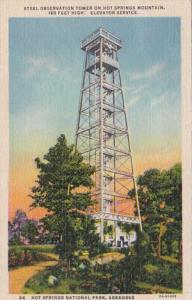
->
{"left": 9, "top": 17, "right": 181, "bottom": 220}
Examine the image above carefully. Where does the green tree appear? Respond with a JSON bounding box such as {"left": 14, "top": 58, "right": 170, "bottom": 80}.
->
{"left": 136, "top": 164, "right": 182, "bottom": 259}
{"left": 21, "top": 221, "right": 38, "bottom": 244}
{"left": 103, "top": 221, "right": 113, "bottom": 243}
{"left": 9, "top": 210, "right": 29, "bottom": 244}
{"left": 30, "top": 134, "right": 101, "bottom": 267}
{"left": 162, "top": 164, "right": 182, "bottom": 262}
{"left": 39, "top": 214, "right": 61, "bottom": 244}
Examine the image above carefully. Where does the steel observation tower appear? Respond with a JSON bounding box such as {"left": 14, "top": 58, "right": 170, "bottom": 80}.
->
{"left": 75, "top": 28, "right": 142, "bottom": 246}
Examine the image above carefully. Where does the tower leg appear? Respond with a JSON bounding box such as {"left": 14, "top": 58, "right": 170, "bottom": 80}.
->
{"left": 114, "top": 221, "right": 117, "bottom": 247}
{"left": 76, "top": 29, "right": 142, "bottom": 243}
{"left": 100, "top": 218, "right": 104, "bottom": 243}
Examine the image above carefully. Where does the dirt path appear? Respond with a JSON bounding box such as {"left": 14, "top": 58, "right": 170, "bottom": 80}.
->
{"left": 9, "top": 252, "right": 123, "bottom": 294}
{"left": 95, "top": 252, "right": 125, "bottom": 264}
{"left": 9, "top": 254, "right": 58, "bottom": 294}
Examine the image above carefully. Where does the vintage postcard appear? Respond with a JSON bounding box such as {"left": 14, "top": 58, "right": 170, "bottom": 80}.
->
{"left": 0, "top": 0, "right": 191, "bottom": 299}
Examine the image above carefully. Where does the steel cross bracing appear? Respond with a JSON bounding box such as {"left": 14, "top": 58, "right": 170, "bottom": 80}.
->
{"left": 75, "top": 28, "right": 142, "bottom": 243}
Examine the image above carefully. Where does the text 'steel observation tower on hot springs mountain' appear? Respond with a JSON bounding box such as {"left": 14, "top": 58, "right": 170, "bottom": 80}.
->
{"left": 75, "top": 28, "right": 142, "bottom": 246}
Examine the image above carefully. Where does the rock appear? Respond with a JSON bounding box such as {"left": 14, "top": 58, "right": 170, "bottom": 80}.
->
{"left": 71, "top": 267, "right": 77, "bottom": 272}
{"left": 112, "top": 286, "right": 120, "bottom": 293}
{"left": 79, "top": 263, "right": 86, "bottom": 270}
{"left": 48, "top": 275, "right": 58, "bottom": 286}
{"left": 90, "top": 260, "right": 96, "bottom": 267}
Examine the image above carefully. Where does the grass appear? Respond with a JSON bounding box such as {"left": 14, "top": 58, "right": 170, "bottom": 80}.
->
{"left": 24, "top": 278, "right": 87, "bottom": 294}
{"left": 141, "top": 256, "right": 182, "bottom": 290}
{"left": 23, "top": 269, "right": 88, "bottom": 294}
{"left": 144, "top": 264, "right": 159, "bottom": 274}
{"left": 135, "top": 281, "right": 182, "bottom": 294}
{"left": 24, "top": 268, "right": 182, "bottom": 295}
{"left": 9, "top": 244, "right": 55, "bottom": 253}
{"left": 160, "top": 255, "right": 179, "bottom": 264}
{"left": 23, "top": 270, "right": 113, "bottom": 294}
{"left": 9, "top": 244, "right": 57, "bottom": 269}
{"left": 10, "top": 246, "right": 182, "bottom": 294}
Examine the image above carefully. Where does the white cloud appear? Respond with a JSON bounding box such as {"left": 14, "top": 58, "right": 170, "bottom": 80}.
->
{"left": 25, "top": 57, "right": 61, "bottom": 77}
{"left": 125, "top": 84, "right": 147, "bottom": 95}
{"left": 123, "top": 84, "right": 147, "bottom": 108}
{"left": 129, "top": 63, "right": 166, "bottom": 81}
{"left": 127, "top": 95, "right": 142, "bottom": 107}
{"left": 151, "top": 92, "right": 169, "bottom": 107}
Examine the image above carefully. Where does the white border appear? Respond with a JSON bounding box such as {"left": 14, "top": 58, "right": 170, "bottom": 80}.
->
{"left": 0, "top": 0, "right": 191, "bottom": 299}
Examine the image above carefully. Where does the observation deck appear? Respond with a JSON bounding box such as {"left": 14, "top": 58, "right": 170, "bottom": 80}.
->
{"left": 81, "top": 27, "right": 122, "bottom": 51}
{"left": 90, "top": 212, "right": 140, "bottom": 225}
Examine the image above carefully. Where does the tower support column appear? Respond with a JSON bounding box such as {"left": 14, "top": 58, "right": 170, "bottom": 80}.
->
{"left": 75, "top": 28, "right": 142, "bottom": 246}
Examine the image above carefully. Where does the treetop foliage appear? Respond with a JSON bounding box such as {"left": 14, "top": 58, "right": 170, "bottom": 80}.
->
{"left": 30, "top": 134, "right": 95, "bottom": 213}
{"left": 136, "top": 163, "right": 182, "bottom": 259}
{"left": 30, "top": 134, "right": 101, "bottom": 261}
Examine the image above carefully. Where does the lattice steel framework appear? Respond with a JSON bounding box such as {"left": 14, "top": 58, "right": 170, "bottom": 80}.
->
{"left": 75, "top": 28, "right": 142, "bottom": 243}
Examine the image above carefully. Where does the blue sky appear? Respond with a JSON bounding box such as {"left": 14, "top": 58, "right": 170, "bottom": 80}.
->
{"left": 9, "top": 17, "right": 181, "bottom": 172}
{"left": 9, "top": 17, "right": 181, "bottom": 219}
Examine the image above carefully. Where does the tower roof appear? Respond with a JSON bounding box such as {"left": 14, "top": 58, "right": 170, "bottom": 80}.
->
{"left": 81, "top": 27, "right": 122, "bottom": 50}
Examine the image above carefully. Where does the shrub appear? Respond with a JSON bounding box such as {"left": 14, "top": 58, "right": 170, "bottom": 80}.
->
{"left": 8, "top": 247, "right": 52, "bottom": 269}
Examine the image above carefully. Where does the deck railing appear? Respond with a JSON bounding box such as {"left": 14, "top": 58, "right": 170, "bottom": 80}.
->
{"left": 81, "top": 28, "right": 122, "bottom": 49}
